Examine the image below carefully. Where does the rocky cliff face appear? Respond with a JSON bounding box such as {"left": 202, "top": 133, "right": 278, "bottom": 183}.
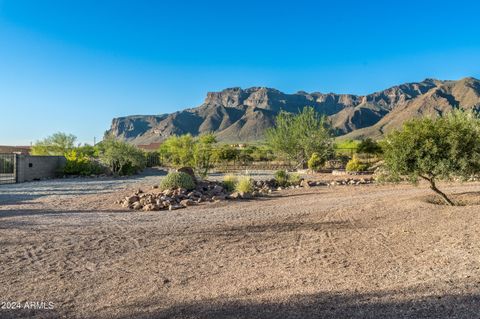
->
{"left": 106, "top": 77, "right": 480, "bottom": 144}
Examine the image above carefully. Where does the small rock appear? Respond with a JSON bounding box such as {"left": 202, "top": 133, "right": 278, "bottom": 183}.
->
{"left": 212, "top": 195, "right": 226, "bottom": 201}
{"left": 180, "top": 199, "right": 196, "bottom": 207}
{"left": 131, "top": 201, "right": 143, "bottom": 210}
{"left": 239, "top": 192, "right": 253, "bottom": 199}
{"left": 126, "top": 195, "right": 140, "bottom": 204}
{"left": 142, "top": 204, "right": 158, "bottom": 211}
{"left": 229, "top": 192, "right": 241, "bottom": 199}
{"left": 169, "top": 204, "right": 185, "bottom": 211}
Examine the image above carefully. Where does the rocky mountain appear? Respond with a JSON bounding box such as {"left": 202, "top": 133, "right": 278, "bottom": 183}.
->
{"left": 106, "top": 77, "right": 480, "bottom": 145}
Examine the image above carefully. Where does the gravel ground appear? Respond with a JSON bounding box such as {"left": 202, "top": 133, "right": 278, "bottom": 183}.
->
{"left": 1, "top": 172, "right": 480, "bottom": 318}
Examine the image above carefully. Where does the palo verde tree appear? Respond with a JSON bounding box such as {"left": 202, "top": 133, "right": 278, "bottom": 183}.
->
{"left": 31, "top": 132, "right": 77, "bottom": 155}
{"left": 382, "top": 110, "right": 480, "bottom": 206}
{"left": 266, "top": 106, "right": 333, "bottom": 168}
{"left": 193, "top": 133, "right": 217, "bottom": 178}
{"left": 97, "top": 137, "right": 146, "bottom": 175}
{"left": 159, "top": 133, "right": 219, "bottom": 177}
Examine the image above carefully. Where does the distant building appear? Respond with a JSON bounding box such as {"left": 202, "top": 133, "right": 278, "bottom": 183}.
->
{"left": 0, "top": 145, "right": 31, "bottom": 155}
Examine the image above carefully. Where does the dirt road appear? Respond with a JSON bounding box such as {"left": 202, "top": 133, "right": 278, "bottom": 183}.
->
{"left": 1, "top": 177, "right": 480, "bottom": 318}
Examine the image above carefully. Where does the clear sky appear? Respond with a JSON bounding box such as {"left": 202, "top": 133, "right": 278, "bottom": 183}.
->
{"left": 1, "top": 0, "right": 479, "bottom": 145}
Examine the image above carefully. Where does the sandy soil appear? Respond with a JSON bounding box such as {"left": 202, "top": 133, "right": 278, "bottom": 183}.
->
{"left": 1, "top": 174, "right": 480, "bottom": 318}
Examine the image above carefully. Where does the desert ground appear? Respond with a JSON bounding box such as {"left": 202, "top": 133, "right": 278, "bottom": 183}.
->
{"left": 1, "top": 170, "right": 480, "bottom": 318}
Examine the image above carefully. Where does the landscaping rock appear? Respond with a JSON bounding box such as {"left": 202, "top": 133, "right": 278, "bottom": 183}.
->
{"left": 180, "top": 199, "right": 196, "bottom": 207}
{"left": 131, "top": 201, "right": 143, "bottom": 210}
{"left": 239, "top": 192, "right": 253, "bottom": 199}
{"left": 177, "top": 167, "right": 197, "bottom": 182}
{"left": 229, "top": 192, "right": 241, "bottom": 199}
{"left": 169, "top": 204, "right": 184, "bottom": 211}
{"left": 126, "top": 195, "right": 140, "bottom": 204}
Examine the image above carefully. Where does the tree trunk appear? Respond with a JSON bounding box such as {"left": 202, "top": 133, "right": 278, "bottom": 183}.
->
{"left": 421, "top": 176, "right": 455, "bottom": 206}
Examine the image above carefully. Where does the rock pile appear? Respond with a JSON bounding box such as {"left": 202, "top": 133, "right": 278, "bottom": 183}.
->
{"left": 119, "top": 180, "right": 276, "bottom": 211}
{"left": 118, "top": 177, "right": 375, "bottom": 211}
{"left": 327, "top": 177, "right": 375, "bottom": 186}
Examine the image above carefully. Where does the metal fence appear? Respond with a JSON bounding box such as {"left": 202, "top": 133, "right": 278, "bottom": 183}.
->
{"left": 0, "top": 153, "right": 16, "bottom": 184}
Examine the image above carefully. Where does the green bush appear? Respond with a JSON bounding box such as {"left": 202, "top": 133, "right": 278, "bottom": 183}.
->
{"left": 307, "top": 152, "right": 324, "bottom": 171}
{"left": 274, "top": 170, "right": 289, "bottom": 186}
{"left": 97, "top": 138, "right": 146, "bottom": 175}
{"left": 235, "top": 176, "right": 254, "bottom": 193}
{"left": 160, "top": 172, "right": 195, "bottom": 190}
{"left": 223, "top": 175, "right": 238, "bottom": 192}
{"left": 346, "top": 155, "right": 368, "bottom": 172}
{"left": 274, "top": 170, "right": 302, "bottom": 186}
{"left": 288, "top": 173, "right": 302, "bottom": 185}
{"left": 63, "top": 150, "right": 104, "bottom": 176}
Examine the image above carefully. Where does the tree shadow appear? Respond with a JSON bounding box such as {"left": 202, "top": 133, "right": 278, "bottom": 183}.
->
{"left": 108, "top": 288, "right": 480, "bottom": 319}
{"left": 0, "top": 208, "right": 129, "bottom": 219}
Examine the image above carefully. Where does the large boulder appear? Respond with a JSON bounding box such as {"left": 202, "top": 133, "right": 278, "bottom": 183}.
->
{"left": 177, "top": 167, "right": 197, "bottom": 183}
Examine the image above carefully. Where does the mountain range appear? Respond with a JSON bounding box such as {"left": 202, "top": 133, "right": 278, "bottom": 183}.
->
{"left": 106, "top": 77, "right": 480, "bottom": 145}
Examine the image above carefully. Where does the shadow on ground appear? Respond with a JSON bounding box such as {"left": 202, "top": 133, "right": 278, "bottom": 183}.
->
{"left": 109, "top": 288, "right": 480, "bottom": 319}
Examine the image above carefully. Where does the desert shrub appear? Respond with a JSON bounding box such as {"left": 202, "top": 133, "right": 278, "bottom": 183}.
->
{"left": 274, "top": 170, "right": 289, "bottom": 186}
{"left": 97, "top": 138, "right": 146, "bottom": 175}
{"left": 382, "top": 110, "right": 480, "bottom": 206}
{"left": 64, "top": 150, "right": 104, "bottom": 176}
{"left": 308, "top": 152, "right": 324, "bottom": 171}
{"left": 288, "top": 173, "right": 302, "bottom": 185}
{"left": 346, "top": 155, "right": 368, "bottom": 172}
{"left": 274, "top": 170, "right": 302, "bottom": 186}
{"left": 235, "top": 176, "right": 254, "bottom": 193}
{"left": 160, "top": 172, "right": 195, "bottom": 190}
{"left": 223, "top": 174, "right": 238, "bottom": 192}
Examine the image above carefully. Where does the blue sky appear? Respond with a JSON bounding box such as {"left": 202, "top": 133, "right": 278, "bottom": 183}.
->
{"left": 1, "top": 0, "right": 479, "bottom": 145}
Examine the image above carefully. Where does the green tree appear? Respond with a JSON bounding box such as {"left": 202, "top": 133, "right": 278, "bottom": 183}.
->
{"left": 214, "top": 144, "right": 239, "bottom": 165}
{"left": 382, "top": 110, "right": 480, "bottom": 206}
{"left": 357, "top": 138, "right": 382, "bottom": 155}
{"left": 193, "top": 133, "right": 217, "bottom": 177}
{"left": 31, "top": 132, "right": 77, "bottom": 155}
{"left": 159, "top": 134, "right": 196, "bottom": 167}
{"left": 266, "top": 107, "right": 333, "bottom": 167}
{"left": 97, "top": 138, "right": 146, "bottom": 175}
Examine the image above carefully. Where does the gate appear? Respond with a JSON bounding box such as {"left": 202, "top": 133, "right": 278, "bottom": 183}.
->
{"left": 0, "top": 154, "right": 16, "bottom": 184}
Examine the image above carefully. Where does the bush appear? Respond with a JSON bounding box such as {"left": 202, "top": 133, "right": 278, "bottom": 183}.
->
{"left": 160, "top": 172, "right": 196, "bottom": 190}
{"left": 274, "top": 170, "right": 289, "bottom": 186}
{"left": 346, "top": 155, "right": 368, "bottom": 172}
{"left": 98, "top": 138, "right": 146, "bottom": 175}
{"left": 64, "top": 150, "right": 104, "bottom": 176}
{"left": 235, "top": 176, "right": 254, "bottom": 193}
{"left": 307, "top": 152, "right": 324, "bottom": 171}
{"left": 288, "top": 173, "right": 302, "bottom": 185}
{"left": 223, "top": 175, "right": 238, "bottom": 192}
{"left": 274, "top": 169, "right": 302, "bottom": 186}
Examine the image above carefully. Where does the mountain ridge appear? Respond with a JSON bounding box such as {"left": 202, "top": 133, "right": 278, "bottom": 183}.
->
{"left": 106, "top": 77, "right": 480, "bottom": 144}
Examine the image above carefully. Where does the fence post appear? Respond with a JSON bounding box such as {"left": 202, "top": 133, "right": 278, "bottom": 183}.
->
{"left": 14, "top": 154, "right": 18, "bottom": 183}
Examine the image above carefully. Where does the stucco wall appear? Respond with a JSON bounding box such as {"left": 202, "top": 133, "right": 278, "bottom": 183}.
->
{"left": 16, "top": 155, "right": 66, "bottom": 182}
